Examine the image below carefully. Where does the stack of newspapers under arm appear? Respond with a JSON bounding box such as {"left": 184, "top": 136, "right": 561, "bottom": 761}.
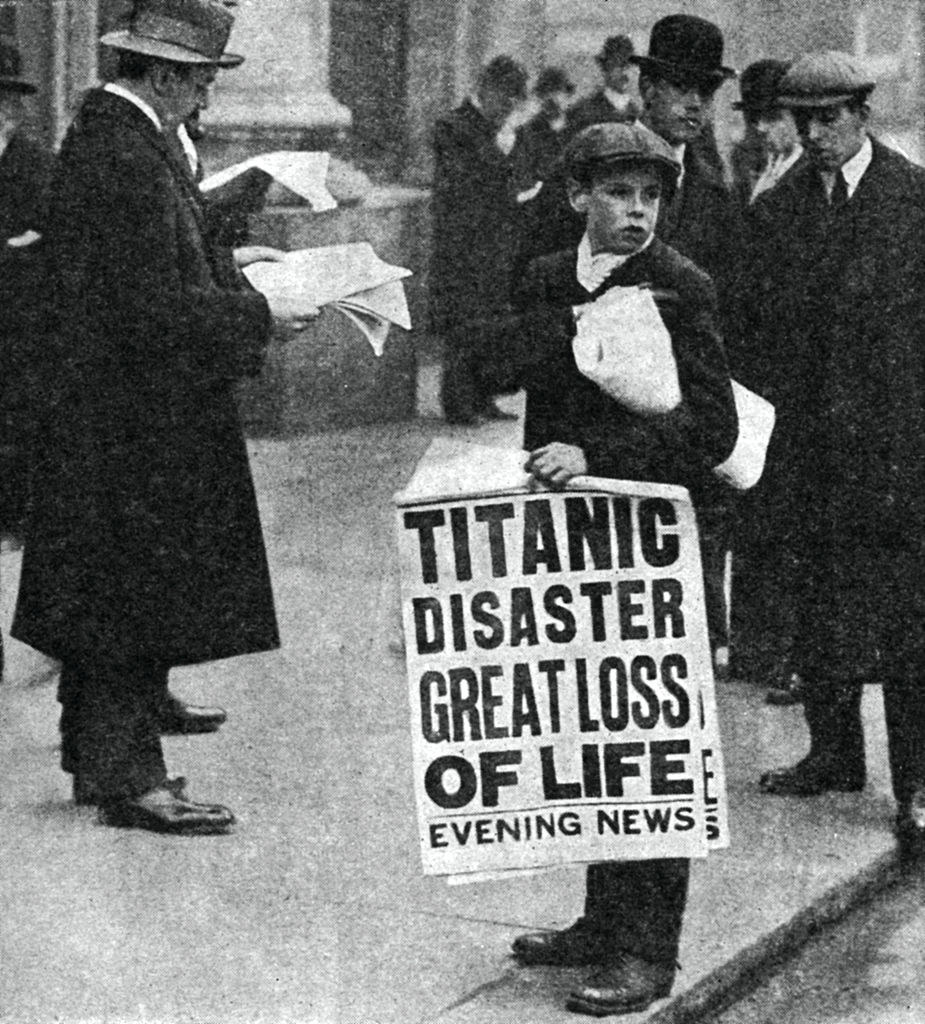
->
{"left": 244, "top": 242, "right": 413, "bottom": 355}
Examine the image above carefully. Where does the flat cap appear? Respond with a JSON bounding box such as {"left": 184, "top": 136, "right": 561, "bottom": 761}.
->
{"left": 565, "top": 121, "right": 681, "bottom": 188}
{"left": 777, "top": 51, "right": 875, "bottom": 107}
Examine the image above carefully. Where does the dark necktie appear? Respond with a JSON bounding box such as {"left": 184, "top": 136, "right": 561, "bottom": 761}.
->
{"left": 830, "top": 169, "right": 849, "bottom": 210}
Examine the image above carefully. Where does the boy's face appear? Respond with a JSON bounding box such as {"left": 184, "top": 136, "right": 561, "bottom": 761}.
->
{"left": 570, "top": 165, "right": 662, "bottom": 255}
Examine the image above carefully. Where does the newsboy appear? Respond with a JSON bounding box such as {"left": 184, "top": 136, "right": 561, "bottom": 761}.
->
{"left": 735, "top": 53, "right": 925, "bottom": 855}
{"left": 510, "top": 122, "right": 737, "bottom": 1017}
{"left": 12, "top": 0, "right": 311, "bottom": 835}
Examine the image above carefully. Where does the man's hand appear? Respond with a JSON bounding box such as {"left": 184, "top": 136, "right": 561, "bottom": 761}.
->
{"left": 525, "top": 443, "right": 588, "bottom": 488}
{"left": 233, "top": 245, "right": 287, "bottom": 268}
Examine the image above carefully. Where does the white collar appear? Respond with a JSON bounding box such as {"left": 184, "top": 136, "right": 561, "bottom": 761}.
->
{"left": 176, "top": 122, "right": 200, "bottom": 174}
{"left": 103, "top": 82, "right": 162, "bottom": 131}
{"left": 576, "top": 232, "right": 653, "bottom": 293}
{"left": 821, "top": 135, "right": 873, "bottom": 199}
{"left": 602, "top": 87, "right": 633, "bottom": 111}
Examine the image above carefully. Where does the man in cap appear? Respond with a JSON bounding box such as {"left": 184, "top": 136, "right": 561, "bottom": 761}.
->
{"left": 566, "top": 35, "right": 642, "bottom": 136}
{"left": 430, "top": 54, "right": 529, "bottom": 424}
{"left": 730, "top": 59, "right": 802, "bottom": 207}
{"left": 735, "top": 52, "right": 925, "bottom": 856}
{"left": 0, "top": 43, "right": 54, "bottom": 679}
{"left": 12, "top": 0, "right": 314, "bottom": 834}
{"left": 509, "top": 121, "right": 737, "bottom": 1017}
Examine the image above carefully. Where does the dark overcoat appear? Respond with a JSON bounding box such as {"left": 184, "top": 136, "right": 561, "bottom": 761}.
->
{"left": 733, "top": 138, "right": 925, "bottom": 682}
{"left": 514, "top": 238, "right": 738, "bottom": 497}
{"left": 12, "top": 89, "right": 279, "bottom": 667}
{"left": 658, "top": 142, "right": 740, "bottom": 299}
{"left": 0, "top": 131, "right": 55, "bottom": 526}
{"left": 429, "top": 99, "right": 520, "bottom": 331}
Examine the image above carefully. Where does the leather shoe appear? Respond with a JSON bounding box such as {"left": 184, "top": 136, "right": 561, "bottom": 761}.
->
{"left": 99, "top": 785, "right": 235, "bottom": 834}
{"left": 759, "top": 755, "right": 865, "bottom": 796}
{"left": 566, "top": 953, "right": 675, "bottom": 1016}
{"left": 158, "top": 695, "right": 226, "bottom": 735}
{"left": 512, "top": 920, "right": 607, "bottom": 966}
{"left": 896, "top": 787, "right": 925, "bottom": 857}
{"left": 74, "top": 773, "right": 187, "bottom": 807}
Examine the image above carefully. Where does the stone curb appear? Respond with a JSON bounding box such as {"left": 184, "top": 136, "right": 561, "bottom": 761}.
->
{"left": 645, "top": 849, "right": 904, "bottom": 1023}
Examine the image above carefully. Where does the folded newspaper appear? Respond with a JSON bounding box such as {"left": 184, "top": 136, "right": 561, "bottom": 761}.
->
{"left": 200, "top": 151, "right": 337, "bottom": 212}
{"left": 243, "top": 242, "right": 413, "bottom": 355}
{"left": 572, "top": 285, "right": 683, "bottom": 414}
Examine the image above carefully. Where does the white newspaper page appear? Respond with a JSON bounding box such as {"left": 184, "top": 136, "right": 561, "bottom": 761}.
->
{"left": 201, "top": 151, "right": 337, "bottom": 211}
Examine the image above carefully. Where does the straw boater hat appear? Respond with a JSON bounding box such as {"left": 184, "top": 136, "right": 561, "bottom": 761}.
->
{"left": 100, "top": 0, "right": 244, "bottom": 67}
{"left": 630, "top": 14, "right": 735, "bottom": 88}
{"left": 0, "top": 43, "right": 37, "bottom": 94}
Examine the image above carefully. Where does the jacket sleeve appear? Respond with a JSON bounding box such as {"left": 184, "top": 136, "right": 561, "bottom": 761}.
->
{"left": 51, "top": 140, "right": 271, "bottom": 386}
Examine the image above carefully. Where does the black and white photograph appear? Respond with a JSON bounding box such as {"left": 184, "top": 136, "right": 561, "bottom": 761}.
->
{"left": 1, "top": 1, "right": 924, "bottom": 1021}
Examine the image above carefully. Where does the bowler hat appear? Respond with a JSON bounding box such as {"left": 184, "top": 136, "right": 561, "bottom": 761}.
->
{"left": 631, "top": 15, "right": 735, "bottom": 88}
{"left": 777, "top": 51, "right": 875, "bottom": 107}
{"left": 596, "top": 35, "right": 635, "bottom": 68}
{"left": 734, "top": 59, "right": 789, "bottom": 113}
{"left": 565, "top": 121, "right": 682, "bottom": 195}
{"left": 100, "top": 0, "right": 244, "bottom": 67}
{"left": 535, "top": 66, "right": 575, "bottom": 98}
{"left": 0, "top": 43, "right": 36, "bottom": 95}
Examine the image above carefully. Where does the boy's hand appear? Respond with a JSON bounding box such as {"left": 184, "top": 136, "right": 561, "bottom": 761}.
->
{"left": 525, "top": 443, "right": 588, "bottom": 488}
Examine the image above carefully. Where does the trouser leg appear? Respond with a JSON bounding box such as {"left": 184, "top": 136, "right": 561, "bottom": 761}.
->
{"left": 58, "top": 662, "right": 85, "bottom": 775}
{"left": 883, "top": 681, "right": 925, "bottom": 806}
{"left": 440, "top": 328, "right": 481, "bottom": 421}
{"left": 697, "top": 505, "right": 730, "bottom": 651}
{"left": 802, "top": 680, "right": 865, "bottom": 779}
{"left": 66, "top": 658, "right": 167, "bottom": 801}
{"left": 583, "top": 858, "right": 689, "bottom": 965}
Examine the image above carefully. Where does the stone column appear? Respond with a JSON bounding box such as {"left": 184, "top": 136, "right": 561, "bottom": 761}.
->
{"left": 404, "top": 0, "right": 546, "bottom": 183}
{"left": 202, "top": 0, "right": 351, "bottom": 164}
{"left": 16, "top": 0, "right": 98, "bottom": 146}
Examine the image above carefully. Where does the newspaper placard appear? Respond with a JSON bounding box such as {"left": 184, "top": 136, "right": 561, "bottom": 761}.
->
{"left": 396, "top": 451, "right": 727, "bottom": 878}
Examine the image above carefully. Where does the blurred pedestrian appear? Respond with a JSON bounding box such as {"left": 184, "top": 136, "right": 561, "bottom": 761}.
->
{"left": 11, "top": 0, "right": 315, "bottom": 834}
{"left": 728, "top": 59, "right": 805, "bottom": 703}
{"left": 510, "top": 122, "right": 737, "bottom": 1017}
{"left": 566, "top": 35, "right": 641, "bottom": 135}
{"left": 511, "top": 66, "right": 575, "bottom": 281}
{"left": 430, "top": 55, "right": 528, "bottom": 424}
{"left": 0, "top": 43, "right": 54, "bottom": 682}
{"left": 735, "top": 53, "right": 925, "bottom": 857}
{"left": 731, "top": 59, "right": 802, "bottom": 207}
{"left": 513, "top": 66, "right": 575, "bottom": 185}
